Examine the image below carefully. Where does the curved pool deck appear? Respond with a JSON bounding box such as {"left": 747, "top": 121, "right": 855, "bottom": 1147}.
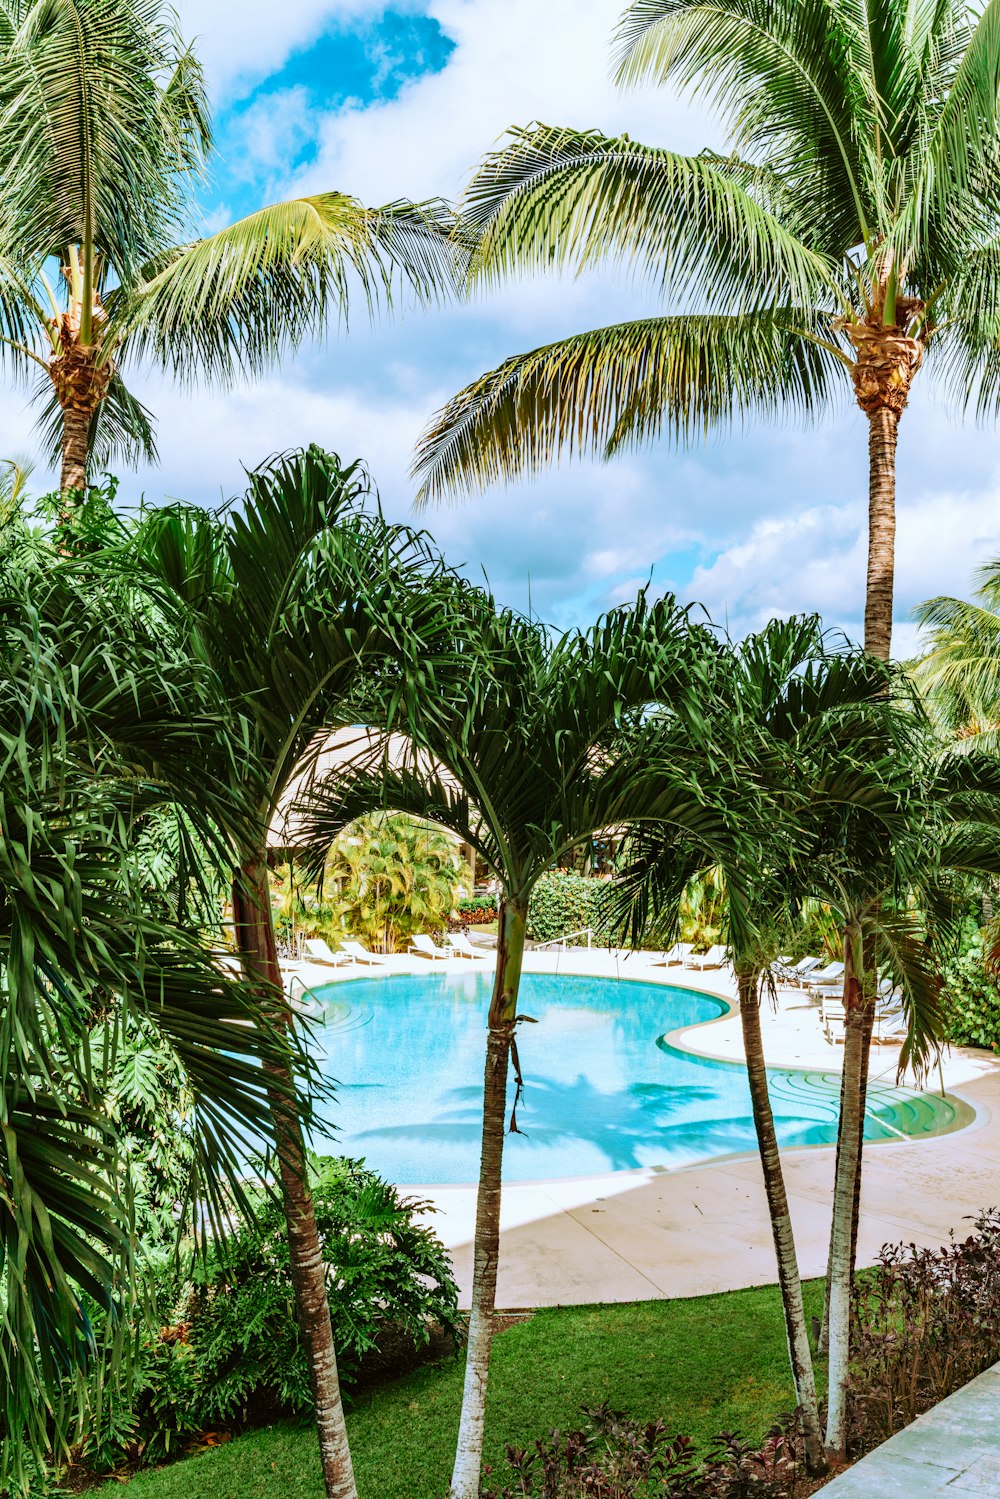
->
{"left": 285, "top": 947, "right": 1000, "bottom": 1309}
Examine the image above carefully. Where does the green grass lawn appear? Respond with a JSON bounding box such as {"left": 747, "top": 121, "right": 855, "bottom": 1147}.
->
{"left": 93, "top": 1282, "right": 825, "bottom": 1499}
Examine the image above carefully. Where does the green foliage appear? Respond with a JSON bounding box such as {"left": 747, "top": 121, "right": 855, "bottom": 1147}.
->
{"left": 943, "top": 946, "right": 1000, "bottom": 1052}
{"left": 325, "top": 813, "right": 464, "bottom": 952}
{"left": 456, "top": 894, "right": 497, "bottom": 926}
{"left": 88, "top": 1281, "right": 827, "bottom": 1499}
{"left": 76, "top": 1157, "right": 460, "bottom": 1474}
{"left": 527, "top": 872, "right": 616, "bottom": 944}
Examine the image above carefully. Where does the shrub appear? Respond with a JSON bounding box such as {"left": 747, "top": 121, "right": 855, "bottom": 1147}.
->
{"left": 942, "top": 947, "right": 1000, "bottom": 1051}
{"left": 481, "top": 1404, "right": 806, "bottom": 1499}
{"left": 454, "top": 893, "right": 498, "bottom": 927}
{"left": 76, "top": 1156, "right": 460, "bottom": 1472}
{"left": 527, "top": 872, "right": 616, "bottom": 945}
{"left": 850, "top": 1210, "right": 1000, "bottom": 1443}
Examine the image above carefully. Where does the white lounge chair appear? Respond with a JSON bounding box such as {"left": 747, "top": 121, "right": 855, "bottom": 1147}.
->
{"left": 804, "top": 960, "right": 845, "bottom": 988}
{"left": 821, "top": 994, "right": 847, "bottom": 1043}
{"left": 686, "top": 944, "right": 728, "bottom": 970}
{"left": 339, "top": 940, "right": 387, "bottom": 967}
{"left": 777, "top": 955, "right": 823, "bottom": 984}
{"left": 447, "top": 934, "right": 488, "bottom": 960}
{"left": 409, "top": 933, "right": 450, "bottom": 960}
{"left": 651, "top": 942, "right": 694, "bottom": 967}
{"left": 303, "top": 938, "right": 351, "bottom": 968}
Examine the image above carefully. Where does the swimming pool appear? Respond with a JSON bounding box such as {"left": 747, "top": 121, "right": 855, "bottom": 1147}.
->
{"left": 310, "top": 970, "right": 967, "bottom": 1185}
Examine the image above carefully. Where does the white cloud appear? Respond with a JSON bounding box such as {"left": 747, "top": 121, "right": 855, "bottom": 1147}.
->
{"left": 295, "top": 0, "right": 723, "bottom": 205}
{"left": 173, "top": 1, "right": 384, "bottom": 95}
{"left": 686, "top": 476, "right": 1000, "bottom": 654}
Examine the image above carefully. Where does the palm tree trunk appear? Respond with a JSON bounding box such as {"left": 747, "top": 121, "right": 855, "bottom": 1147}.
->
{"left": 738, "top": 971, "right": 826, "bottom": 1476}
{"left": 60, "top": 403, "right": 91, "bottom": 506}
{"left": 232, "top": 858, "right": 358, "bottom": 1499}
{"left": 864, "top": 407, "right": 899, "bottom": 662}
{"left": 825, "top": 935, "right": 866, "bottom": 1460}
{"left": 450, "top": 895, "right": 527, "bottom": 1499}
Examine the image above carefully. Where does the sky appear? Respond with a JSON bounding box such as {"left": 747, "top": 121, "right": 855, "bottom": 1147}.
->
{"left": 7, "top": 0, "right": 1000, "bottom": 655}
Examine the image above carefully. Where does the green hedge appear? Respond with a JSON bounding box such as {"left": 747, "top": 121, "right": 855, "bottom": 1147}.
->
{"left": 527, "top": 871, "right": 617, "bottom": 944}
{"left": 944, "top": 948, "right": 1000, "bottom": 1052}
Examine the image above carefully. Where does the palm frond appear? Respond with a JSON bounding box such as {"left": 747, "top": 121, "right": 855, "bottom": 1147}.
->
{"left": 463, "top": 124, "right": 834, "bottom": 309}
{"left": 413, "top": 311, "right": 843, "bottom": 503}
{"left": 613, "top": 0, "right": 871, "bottom": 250}
{"left": 116, "top": 195, "right": 461, "bottom": 382}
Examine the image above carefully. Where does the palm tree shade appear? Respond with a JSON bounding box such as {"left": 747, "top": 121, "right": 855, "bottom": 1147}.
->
{"left": 414, "top": 0, "right": 1000, "bottom": 660}
{"left": 0, "top": 0, "right": 457, "bottom": 502}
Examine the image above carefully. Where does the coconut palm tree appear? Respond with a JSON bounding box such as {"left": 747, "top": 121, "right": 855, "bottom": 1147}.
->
{"left": 0, "top": 554, "right": 293, "bottom": 1481}
{"left": 414, "top": 0, "right": 1000, "bottom": 660}
{"left": 0, "top": 0, "right": 456, "bottom": 504}
{"left": 296, "top": 588, "right": 730, "bottom": 1499}
{"left": 119, "top": 444, "right": 450, "bottom": 1499}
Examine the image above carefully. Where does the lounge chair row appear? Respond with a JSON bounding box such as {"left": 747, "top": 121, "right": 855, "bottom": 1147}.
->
{"left": 301, "top": 933, "right": 490, "bottom": 967}
{"left": 652, "top": 943, "right": 729, "bottom": 971}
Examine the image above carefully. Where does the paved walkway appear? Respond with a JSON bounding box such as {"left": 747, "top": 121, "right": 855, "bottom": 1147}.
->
{"left": 288, "top": 947, "right": 1000, "bottom": 1309}
{"left": 818, "top": 1362, "right": 1000, "bottom": 1496}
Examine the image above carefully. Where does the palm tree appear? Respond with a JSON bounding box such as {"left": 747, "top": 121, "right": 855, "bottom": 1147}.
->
{"left": 120, "top": 444, "right": 449, "bottom": 1499}
{"left": 297, "top": 588, "right": 729, "bottom": 1499}
{"left": 612, "top": 617, "right": 939, "bottom": 1470}
{"left": 414, "top": 0, "right": 1000, "bottom": 660}
{"left": 915, "top": 561, "right": 1000, "bottom": 748}
{"left": 326, "top": 813, "right": 463, "bottom": 953}
{"left": 0, "top": 0, "right": 456, "bottom": 504}
{"left": 0, "top": 552, "right": 293, "bottom": 1481}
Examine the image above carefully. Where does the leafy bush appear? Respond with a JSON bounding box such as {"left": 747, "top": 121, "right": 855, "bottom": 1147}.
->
{"left": 76, "top": 1156, "right": 460, "bottom": 1473}
{"left": 851, "top": 1210, "right": 1000, "bottom": 1443}
{"left": 527, "top": 872, "right": 616, "bottom": 945}
{"left": 482, "top": 1404, "right": 806, "bottom": 1499}
{"left": 942, "top": 947, "right": 1000, "bottom": 1051}
{"left": 457, "top": 893, "right": 497, "bottom": 922}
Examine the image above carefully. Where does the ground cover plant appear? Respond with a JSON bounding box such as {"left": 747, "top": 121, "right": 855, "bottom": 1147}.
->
{"left": 88, "top": 1282, "right": 826, "bottom": 1499}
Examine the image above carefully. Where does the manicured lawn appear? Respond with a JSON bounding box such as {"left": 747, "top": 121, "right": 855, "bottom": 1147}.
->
{"left": 93, "top": 1282, "right": 825, "bottom": 1499}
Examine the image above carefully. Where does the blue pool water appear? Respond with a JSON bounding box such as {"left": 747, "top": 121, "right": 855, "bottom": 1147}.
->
{"left": 310, "top": 971, "right": 966, "bottom": 1185}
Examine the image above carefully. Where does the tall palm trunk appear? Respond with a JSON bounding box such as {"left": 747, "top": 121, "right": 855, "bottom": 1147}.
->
{"left": 864, "top": 407, "right": 899, "bottom": 662}
{"left": 737, "top": 971, "right": 826, "bottom": 1476}
{"left": 450, "top": 895, "right": 527, "bottom": 1499}
{"left": 60, "top": 403, "right": 92, "bottom": 500}
{"left": 849, "top": 316, "right": 923, "bottom": 664}
{"left": 232, "top": 857, "right": 358, "bottom": 1499}
{"left": 824, "top": 932, "right": 867, "bottom": 1459}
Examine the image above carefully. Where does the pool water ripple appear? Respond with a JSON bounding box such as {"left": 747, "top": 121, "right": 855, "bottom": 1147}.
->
{"left": 310, "top": 971, "right": 966, "bottom": 1185}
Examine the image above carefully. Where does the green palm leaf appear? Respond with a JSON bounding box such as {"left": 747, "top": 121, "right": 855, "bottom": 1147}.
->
{"left": 463, "top": 124, "right": 834, "bottom": 307}
{"left": 413, "top": 312, "right": 842, "bottom": 502}
{"left": 118, "top": 194, "right": 461, "bottom": 382}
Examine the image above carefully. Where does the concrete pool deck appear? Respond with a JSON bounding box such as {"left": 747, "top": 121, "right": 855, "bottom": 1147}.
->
{"left": 286, "top": 947, "right": 1000, "bottom": 1309}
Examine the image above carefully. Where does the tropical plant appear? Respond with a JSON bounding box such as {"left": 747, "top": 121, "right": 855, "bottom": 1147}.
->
{"left": 415, "top": 0, "right": 1000, "bottom": 660}
{"left": 325, "top": 813, "right": 463, "bottom": 952}
{"left": 525, "top": 870, "right": 616, "bottom": 944}
{"left": 0, "top": 0, "right": 457, "bottom": 503}
{"left": 0, "top": 558, "right": 291, "bottom": 1486}
{"left": 297, "top": 587, "right": 729, "bottom": 1499}
{"left": 116, "top": 444, "right": 450, "bottom": 1499}
{"left": 610, "top": 616, "right": 944, "bottom": 1469}
{"left": 943, "top": 945, "right": 1000, "bottom": 1051}
{"left": 915, "top": 559, "right": 1000, "bottom": 749}
{"left": 77, "top": 1155, "right": 460, "bottom": 1473}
